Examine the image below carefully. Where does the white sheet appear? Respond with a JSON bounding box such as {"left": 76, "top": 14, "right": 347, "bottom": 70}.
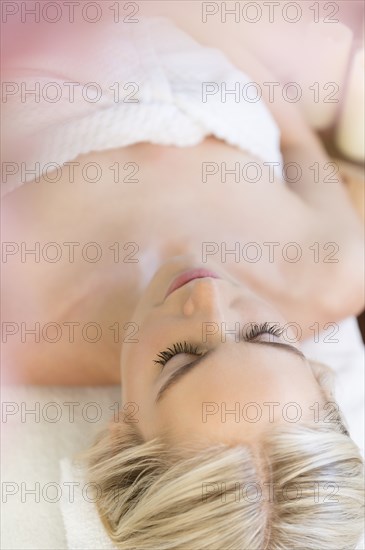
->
{"left": 1, "top": 317, "right": 364, "bottom": 549}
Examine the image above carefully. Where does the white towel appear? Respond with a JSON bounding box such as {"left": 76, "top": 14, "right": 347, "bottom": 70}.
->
{"left": 2, "top": 16, "right": 283, "bottom": 199}
{"left": 59, "top": 457, "right": 117, "bottom": 550}
{"left": 1, "top": 385, "right": 121, "bottom": 550}
{"left": 300, "top": 316, "right": 364, "bottom": 457}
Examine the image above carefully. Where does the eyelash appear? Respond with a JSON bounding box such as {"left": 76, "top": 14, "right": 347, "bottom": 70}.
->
{"left": 154, "top": 341, "right": 203, "bottom": 367}
{"left": 153, "top": 322, "right": 284, "bottom": 367}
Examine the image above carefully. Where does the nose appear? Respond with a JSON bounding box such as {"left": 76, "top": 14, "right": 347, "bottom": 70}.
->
{"left": 182, "top": 278, "right": 226, "bottom": 320}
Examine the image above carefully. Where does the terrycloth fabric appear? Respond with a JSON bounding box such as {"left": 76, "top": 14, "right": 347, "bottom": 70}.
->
{"left": 1, "top": 318, "right": 363, "bottom": 549}
{"left": 1, "top": 386, "right": 121, "bottom": 550}
{"left": 2, "top": 16, "right": 283, "bottom": 198}
{"left": 59, "top": 458, "right": 117, "bottom": 550}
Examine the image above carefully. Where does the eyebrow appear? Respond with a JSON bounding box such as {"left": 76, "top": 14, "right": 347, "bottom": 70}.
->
{"left": 155, "top": 340, "right": 306, "bottom": 404}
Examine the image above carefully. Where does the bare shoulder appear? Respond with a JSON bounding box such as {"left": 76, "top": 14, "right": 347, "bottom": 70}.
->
{"left": 1, "top": 353, "right": 122, "bottom": 386}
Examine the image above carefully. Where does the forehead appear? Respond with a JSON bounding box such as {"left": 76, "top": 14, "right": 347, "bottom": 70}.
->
{"left": 152, "top": 343, "right": 324, "bottom": 444}
{"left": 159, "top": 340, "right": 318, "bottom": 402}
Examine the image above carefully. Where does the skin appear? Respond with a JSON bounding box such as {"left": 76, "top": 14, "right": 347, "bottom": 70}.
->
{"left": 2, "top": 11, "right": 364, "bottom": 390}
{"left": 2, "top": 138, "right": 363, "bottom": 385}
{"left": 120, "top": 255, "right": 325, "bottom": 445}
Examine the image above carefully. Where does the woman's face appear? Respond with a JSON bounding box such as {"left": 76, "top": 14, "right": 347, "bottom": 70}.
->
{"left": 121, "top": 255, "right": 324, "bottom": 446}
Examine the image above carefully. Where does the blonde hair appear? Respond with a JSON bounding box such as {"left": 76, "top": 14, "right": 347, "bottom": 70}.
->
{"left": 81, "top": 361, "right": 364, "bottom": 550}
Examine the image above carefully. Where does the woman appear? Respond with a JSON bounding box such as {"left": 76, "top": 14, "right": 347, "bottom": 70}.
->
{"left": 2, "top": 9, "right": 364, "bottom": 550}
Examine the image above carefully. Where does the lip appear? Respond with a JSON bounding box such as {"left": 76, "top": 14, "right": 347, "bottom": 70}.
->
{"left": 165, "top": 269, "right": 221, "bottom": 298}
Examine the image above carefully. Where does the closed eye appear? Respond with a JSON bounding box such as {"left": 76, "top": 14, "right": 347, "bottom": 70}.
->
{"left": 154, "top": 322, "right": 285, "bottom": 368}
{"left": 154, "top": 325, "right": 306, "bottom": 403}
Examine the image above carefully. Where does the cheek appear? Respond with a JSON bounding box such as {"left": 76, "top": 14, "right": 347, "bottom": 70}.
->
{"left": 133, "top": 308, "right": 169, "bottom": 340}
{"left": 121, "top": 315, "right": 160, "bottom": 367}
{"left": 245, "top": 301, "right": 286, "bottom": 324}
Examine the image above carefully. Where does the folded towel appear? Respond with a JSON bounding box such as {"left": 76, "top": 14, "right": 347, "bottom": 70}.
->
{"left": 2, "top": 15, "right": 283, "bottom": 199}
{"left": 1, "top": 385, "right": 121, "bottom": 550}
{"left": 59, "top": 457, "right": 117, "bottom": 550}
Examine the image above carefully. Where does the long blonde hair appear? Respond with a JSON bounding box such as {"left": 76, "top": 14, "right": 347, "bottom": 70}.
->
{"left": 81, "top": 361, "right": 364, "bottom": 549}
